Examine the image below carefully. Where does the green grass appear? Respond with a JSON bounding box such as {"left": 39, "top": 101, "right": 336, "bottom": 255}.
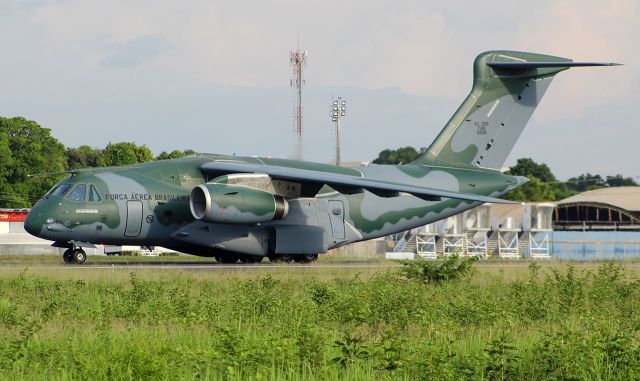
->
{"left": 2, "top": 259, "right": 640, "bottom": 379}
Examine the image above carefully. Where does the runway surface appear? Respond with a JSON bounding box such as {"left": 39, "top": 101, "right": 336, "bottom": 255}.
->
{"left": 0, "top": 260, "right": 579, "bottom": 271}
{"left": 0, "top": 261, "right": 391, "bottom": 270}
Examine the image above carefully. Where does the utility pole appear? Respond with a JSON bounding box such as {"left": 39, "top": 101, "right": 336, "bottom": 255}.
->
{"left": 330, "top": 97, "right": 347, "bottom": 166}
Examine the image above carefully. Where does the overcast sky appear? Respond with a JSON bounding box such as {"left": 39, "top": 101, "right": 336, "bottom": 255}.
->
{"left": 0, "top": 0, "right": 637, "bottom": 179}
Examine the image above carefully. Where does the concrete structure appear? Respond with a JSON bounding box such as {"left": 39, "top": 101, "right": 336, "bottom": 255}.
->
{"left": 392, "top": 202, "right": 555, "bottom": 259}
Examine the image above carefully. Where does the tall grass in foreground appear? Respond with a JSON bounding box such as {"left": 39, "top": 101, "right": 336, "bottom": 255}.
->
{"left": 2, "top": 259, "right": 640, "bottom": 380}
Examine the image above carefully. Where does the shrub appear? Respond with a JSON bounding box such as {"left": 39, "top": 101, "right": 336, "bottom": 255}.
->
{"left": 398, "top": 254, "right": 478, "bottom": 284}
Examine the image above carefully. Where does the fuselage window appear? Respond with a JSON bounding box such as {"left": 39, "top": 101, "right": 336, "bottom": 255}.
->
{"left": 47, "top": 184, "right": 72, "bottom": 199}
{"left": 67, "top": 184, "right": 86, "bottom": 202}
{"left": 89, "top": 185, "right": 102, "bottom": 202}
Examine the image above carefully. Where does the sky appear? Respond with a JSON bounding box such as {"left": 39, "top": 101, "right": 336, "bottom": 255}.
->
{"left": 0, "top": 0, "right": 638, "bottom": 180}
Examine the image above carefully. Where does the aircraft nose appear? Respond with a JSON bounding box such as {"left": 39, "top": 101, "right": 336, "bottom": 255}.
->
{"left": 24, "top": 208, "right": 44, "bottom": 237}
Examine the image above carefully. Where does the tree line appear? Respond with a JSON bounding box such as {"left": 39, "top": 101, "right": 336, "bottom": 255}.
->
{"left": 0, "top": 117, "right": 637, "bottom": 208}
{"left": 0, "top": 116, "right": 194, "bottom": 208}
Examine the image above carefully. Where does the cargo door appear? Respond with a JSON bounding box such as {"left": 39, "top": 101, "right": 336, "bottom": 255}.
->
{"left": 328, "top": 200, "right": 345, "bottom": 240}
{"left": 125, "top": 200, "right": 143, "bottom": 237}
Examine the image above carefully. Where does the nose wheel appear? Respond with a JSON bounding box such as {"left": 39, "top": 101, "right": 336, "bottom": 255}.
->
{"left": 63, "top": 248, "right": 87, "bottom": 264}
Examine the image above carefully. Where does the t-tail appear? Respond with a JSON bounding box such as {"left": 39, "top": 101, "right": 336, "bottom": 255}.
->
{"left": 414, "top": 50, "right": 619, "bottom": 169}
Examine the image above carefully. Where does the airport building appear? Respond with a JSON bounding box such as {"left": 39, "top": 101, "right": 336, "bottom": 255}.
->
{"left": 388, "top": 186, "right": 640, "bottom": 260}
{"left": 552, "top": 187, "right": 640, "bottom": 260}
{"left": 389, "top": 202, "right": 555, "bottom": 260}
{"left": 554, "top": 187, "right": 640, "bottom": 231}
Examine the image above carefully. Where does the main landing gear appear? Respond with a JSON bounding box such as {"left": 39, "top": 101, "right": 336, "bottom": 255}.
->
{"left": 268, "top": 254, "right": 318, "bottom": 263}
{"left": 63, "top": 248, "right": 87, "bottom": 265}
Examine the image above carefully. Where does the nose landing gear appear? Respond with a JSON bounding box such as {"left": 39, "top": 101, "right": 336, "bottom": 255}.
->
{"left": 63, "top": 248, "right": 87, "bottom": 264}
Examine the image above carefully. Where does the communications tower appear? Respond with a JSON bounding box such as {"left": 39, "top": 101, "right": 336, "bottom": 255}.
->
{"left": 290, "top": 48, "right": 308, "bottom": 160}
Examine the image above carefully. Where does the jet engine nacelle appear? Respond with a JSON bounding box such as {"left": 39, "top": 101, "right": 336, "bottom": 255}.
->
{"left": 189, "top": 183, "right": 289, "bottom": 224}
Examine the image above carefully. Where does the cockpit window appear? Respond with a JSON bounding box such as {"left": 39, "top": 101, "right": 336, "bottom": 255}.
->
{"left": 89, "top": 185, "right": 102, "bottom": 202}
{"left": 67, "top": 184, "right": 86, "bottom": 202}
{"left": 46, "top": 184, "right": 72, "bottom": 199}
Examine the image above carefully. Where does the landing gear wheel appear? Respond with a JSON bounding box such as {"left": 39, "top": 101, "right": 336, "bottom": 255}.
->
{"left": 219, "top": 255, "right": 239, "bottom": 264}
{"left": 62, "top": 249, "right": 73, "bottom": 264}
{"left": 293, "top": 254, "right": 318, "bottom": 263}
{"left": 239, "top": 255, "right": 264, "bottom": 263}
{"left": 268, "top": 254, "right": 298, "bottom": 263}
{"left": 71, "top": 249, "right": 86, "bottom": 264}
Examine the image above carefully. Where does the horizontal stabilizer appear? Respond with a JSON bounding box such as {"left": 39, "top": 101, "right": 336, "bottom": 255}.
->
{"left": 487, "top": 61, "right": 621, "bottom": 69}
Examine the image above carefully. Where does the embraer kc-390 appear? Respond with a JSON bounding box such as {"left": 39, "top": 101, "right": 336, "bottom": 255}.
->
{"left": 24, "top": 50, "right": 618, "bottom": 264}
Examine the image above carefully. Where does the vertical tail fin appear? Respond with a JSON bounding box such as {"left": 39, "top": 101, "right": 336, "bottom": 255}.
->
{"left": 414, "top": 50, "right": 619, "bottom": 169}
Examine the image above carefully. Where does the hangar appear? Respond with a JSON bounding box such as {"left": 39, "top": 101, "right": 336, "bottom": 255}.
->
{"left": 554, "top": 187, "right": 640, "bottom": 231}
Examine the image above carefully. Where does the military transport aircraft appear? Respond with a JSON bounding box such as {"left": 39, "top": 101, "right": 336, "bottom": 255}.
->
{"left": 24, "top": 51, "right": 617, "bottom": 264}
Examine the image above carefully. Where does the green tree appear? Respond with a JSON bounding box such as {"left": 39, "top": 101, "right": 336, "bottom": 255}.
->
{"left": 505, "top": 177, "right": 557, "bottom": 202}
{"left": 506, "top": 158, "right": 574, "bottom": 202}
{"left": 155, "top": 149, "right": 196, "bottom": 161}
{"left": 566, "top": 173, "right": 604, "bottom": 192}
{"left": 0, "top": 117, "right": 67, "bottom": 208}
{"left": 507, "top": 158, "right": 556, "bottom": 183}
{"left": 66, "top": 145, "right": 102, "bottom": 169}
{"left": 605, "top": 175, "right": 637, "bottom": 187}
{"left": 372, "top": 146, "right": 426, "bottom": 165}
{"left": 565, "top": 174, "right": 636, "bottom": 193}
{"left": 97, "top": 142, "right": 154, "bottom": 167}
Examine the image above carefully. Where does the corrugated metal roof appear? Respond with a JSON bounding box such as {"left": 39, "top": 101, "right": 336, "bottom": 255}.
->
{"left": 558, "top": 186, "right": 640, "bottom": 212}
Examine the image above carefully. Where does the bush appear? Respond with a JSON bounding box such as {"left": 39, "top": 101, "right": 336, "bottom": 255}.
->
{"left": 398, "top": 254, "right": 478, "bottom": 284}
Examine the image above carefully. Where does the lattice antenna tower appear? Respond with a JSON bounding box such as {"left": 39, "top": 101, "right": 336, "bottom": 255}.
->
{"left": 290, "top": 47, "right": 308, "bottom": 160}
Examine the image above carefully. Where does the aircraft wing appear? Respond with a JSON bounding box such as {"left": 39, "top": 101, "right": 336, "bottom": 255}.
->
{"left": 200, "top": 161, "right": 515, "bottom": 204}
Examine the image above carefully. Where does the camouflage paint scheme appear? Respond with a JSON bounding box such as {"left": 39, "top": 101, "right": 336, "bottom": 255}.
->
{"left": 24, "top": 51, "right": 613, "bottom": 261}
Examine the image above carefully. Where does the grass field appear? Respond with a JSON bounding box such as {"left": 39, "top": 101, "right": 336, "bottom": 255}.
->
{"left": 2, "top": 257, "right": 640, "bottom": 380}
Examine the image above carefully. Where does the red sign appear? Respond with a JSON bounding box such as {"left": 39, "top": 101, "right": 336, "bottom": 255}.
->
{"left": 0, "top": 211, "right": 28, "bottom": 222}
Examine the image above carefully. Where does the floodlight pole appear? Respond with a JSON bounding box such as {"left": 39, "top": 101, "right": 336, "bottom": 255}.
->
{"left": 336, "top": 115, "right": 341, "bottom": 167}
{"left": 330, "top": 97, "right": 346, "bottom": 166}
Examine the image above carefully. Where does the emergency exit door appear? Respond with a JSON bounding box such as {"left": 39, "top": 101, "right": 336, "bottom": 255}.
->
{"left": 125, "top": 201, "right": 143, "bottom": 237}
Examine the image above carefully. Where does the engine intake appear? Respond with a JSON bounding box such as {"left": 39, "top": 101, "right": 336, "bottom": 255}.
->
{"left": 190, "top": 183, "right": 288, "bottom": 224}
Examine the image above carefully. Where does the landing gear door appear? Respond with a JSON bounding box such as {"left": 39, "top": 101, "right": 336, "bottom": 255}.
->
{"left": 328, "top": 200, "right": 345, "bottom": 240}
{"left": 125, "top": 200, "right": 143, "bottom": 237}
